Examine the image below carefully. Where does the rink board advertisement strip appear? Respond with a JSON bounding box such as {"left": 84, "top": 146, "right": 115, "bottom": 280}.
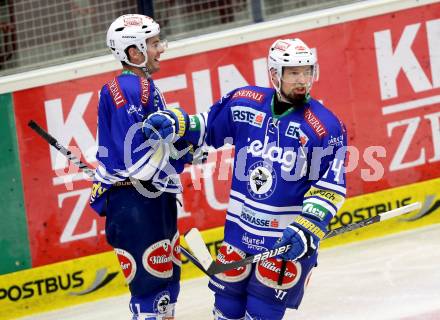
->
{"left": 181, "top": 178, "right": 440, "bottom": 275}
{"left": 0, "top": 251, "right": 127, "bottom": 320}
{"left": 0, "top": 230, "right": 224, "bottom": 320}
{"left": 9, "top": 3, "right": 440, "bottom": 268}
{"left": 0, "top": 174, "right": 439, "bottom": 320}
{"left": 0, "top": 93, "right": 31, "bottom": 274}
{"left": 324, "top": 177, "right": 440, "bottom": 248}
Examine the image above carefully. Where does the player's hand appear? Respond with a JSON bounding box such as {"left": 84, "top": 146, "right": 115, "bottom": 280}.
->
{"left": 143, "top": 108, "right": 189, "bottom": 143}
{"left": 273, "top": 223, "right": 318, "bottom": 261}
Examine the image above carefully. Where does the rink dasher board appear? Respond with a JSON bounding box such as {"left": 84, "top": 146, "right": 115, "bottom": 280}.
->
{"left": 0, "top": 0, "right": 437, "bottom": 94}
{"left": 1, "top": 177, "right": 439, "bottom": 320}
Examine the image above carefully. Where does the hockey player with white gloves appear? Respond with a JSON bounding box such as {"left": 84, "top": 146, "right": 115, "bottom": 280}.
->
{"left": 144, "top": 38, "right": 347, "bottom": 320}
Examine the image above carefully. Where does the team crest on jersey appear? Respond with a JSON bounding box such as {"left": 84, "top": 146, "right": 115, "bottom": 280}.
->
{"left": 256, "top": 258, "right": 302, "bottom": 290}
{"left": 114, "top": 248, "right": 136, "bottom": 284}
{"left": 231, "top": 106, "right": 265, "bottom": 128}
{"left": 285, "top": 121, "right": 309, "bottom": 146}
{"left": 153, "top": 291, "right": 171, "bottom": 314}
{"left": 142, "top": 240, "right": 173, "bottom": 278}
{"left": 247, "top": 161, "right": 277, "bottom": 200}
{"left": 215, "top": 242, "right": 251, "bottom": 282}
{"left": 171, "top": 231, "right": 182, "bottom": 266}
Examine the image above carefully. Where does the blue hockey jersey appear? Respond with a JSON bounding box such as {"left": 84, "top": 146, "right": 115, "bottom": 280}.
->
{"left": 191, "top": 86, "right": 347, "bottom": 254}
{"left": 90, "top": 73, "right": 183, "bottom": 215}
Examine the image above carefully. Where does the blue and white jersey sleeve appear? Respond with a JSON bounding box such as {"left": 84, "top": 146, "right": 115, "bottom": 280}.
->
{"left": 301, "top": 118, "right": 347, "bottom": 229}
{"left": 186, "top": 92, "right": 237, "bottom": 149}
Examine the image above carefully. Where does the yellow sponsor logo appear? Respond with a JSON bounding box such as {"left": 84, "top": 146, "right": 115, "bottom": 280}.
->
{"left": 0, "top": 251, "right": 126, "bottom": 320}
{"left": 2, "top": 178, "right": 439, "bottom": 318}
{"left": 323, "top": 177, "right": 440, "bottom": 248}
{"left": 304, "top": 186, "right": 344, "bottom": 207}
{"left": 294, "top": 216, "right": 325, "bottom": 239}
{"left": 169, "top": 108, "right": 187, "bottom": 137}
{"left": 0, "top": 228, "right": 225, "bottom": 319}
{"left": 90, "top": 182, "right": 107, "bottom": 200}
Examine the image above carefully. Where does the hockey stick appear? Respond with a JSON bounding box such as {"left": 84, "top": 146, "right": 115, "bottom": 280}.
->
{"left": 180, "top": 246, "right": 210, "bottom": 276}
{"left": 28, "top": 120, "right": 422, "bottom": 276}
{"left": 28, "top": 120, "right": 212, "bottom": 274}
{"left": 29, "top": 119, "right": 206, "bottom": 172}
{"left": 28, "top": 120, "right": 95, "bottom": 178}
{"left": 184, "top": 201, "right": 422, "bottom": 276}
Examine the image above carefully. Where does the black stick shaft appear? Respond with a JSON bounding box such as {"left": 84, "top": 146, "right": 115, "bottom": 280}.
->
{"left": 180, "top": 246, "right": 210, "bottom": 276}
{"left": 28, "top": 120, "right": 95, "bottom": 178}
{"left": 277, "top": 260, "right": 287, "bottom": 285}
{"left": 324, "top": 215, "right": 380, "bottom": 239}
{"left": 28, "top": 119, "right": 212, "bottom": 275}
{"left": 202, "top": 202, "right": 420, "bottom": 275}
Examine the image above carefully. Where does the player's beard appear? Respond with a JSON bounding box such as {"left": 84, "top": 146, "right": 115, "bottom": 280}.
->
{"left": 280, "top": 84, "right": 307, "bottom": 104}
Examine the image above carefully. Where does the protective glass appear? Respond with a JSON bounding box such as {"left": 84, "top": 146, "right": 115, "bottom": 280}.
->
{"left": 151, "top": 39, "right": 168, "bottom": 50}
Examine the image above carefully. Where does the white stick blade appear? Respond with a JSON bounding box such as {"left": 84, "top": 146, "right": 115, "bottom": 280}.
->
{"left": 380, "top": 202, "right": 422, "bottom": 221}
{"left": 184, "top": 228, "right": 214, "bottom": 270}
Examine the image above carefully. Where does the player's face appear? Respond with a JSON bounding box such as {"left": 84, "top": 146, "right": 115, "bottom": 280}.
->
{"left": 280, "top": 65, "right": 313, "bottom": 102}
{"left": 146, "top": 36, "right": 167, "bottom": 74}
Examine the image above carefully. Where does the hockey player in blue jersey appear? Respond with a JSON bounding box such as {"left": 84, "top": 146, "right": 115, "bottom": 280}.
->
{"left": 143, "top": 38, "right": 347, "bottom": 319}
{"left": 89, "top": 14, "right": 192, "bottom": 320}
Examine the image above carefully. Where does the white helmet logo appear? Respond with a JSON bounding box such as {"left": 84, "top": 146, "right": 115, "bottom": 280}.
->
{"left": 273, "top": 40, "right": 290, "bottom": 51}
{"left": 123, "top": 16, "right": 142, "bottom": 26}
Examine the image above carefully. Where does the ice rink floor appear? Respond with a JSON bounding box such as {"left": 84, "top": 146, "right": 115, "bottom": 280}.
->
{"left": 20, "top": 224, "right": 440, "bottom": 320}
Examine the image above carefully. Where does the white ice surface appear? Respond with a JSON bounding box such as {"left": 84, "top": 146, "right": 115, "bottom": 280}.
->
{"left": 19, "top": 224, "right": 440, "bottom": 320}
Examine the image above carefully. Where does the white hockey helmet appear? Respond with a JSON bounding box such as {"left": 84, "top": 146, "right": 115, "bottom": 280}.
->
{"left": 268, "top": 38, "right": 319, "bottom": 95}
{"left": 106, "top": 14, "right": 161, "bottom": 68}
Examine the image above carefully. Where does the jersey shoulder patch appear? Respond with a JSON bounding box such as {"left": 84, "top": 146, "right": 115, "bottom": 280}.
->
{"left": 306, "top": 99, "right": 347, "bottom": 143}
{"left": 230, "top": 86, "right": 271, "bottom": 104}
{"left": 105, "top": 77, "right": 127, "bottom": 108}
{"left": 139, "top": 77, "right": 151, "bottom": 106}
{"left": 231, "top": 88, "right": 265, "bottom": 103}
{"left": 303, "top": 107, "right": 327, "bottom": 138}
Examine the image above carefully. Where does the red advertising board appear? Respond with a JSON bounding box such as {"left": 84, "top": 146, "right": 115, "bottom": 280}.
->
{"left": 13, "top": 3, "right": 440, "bottom": 267}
